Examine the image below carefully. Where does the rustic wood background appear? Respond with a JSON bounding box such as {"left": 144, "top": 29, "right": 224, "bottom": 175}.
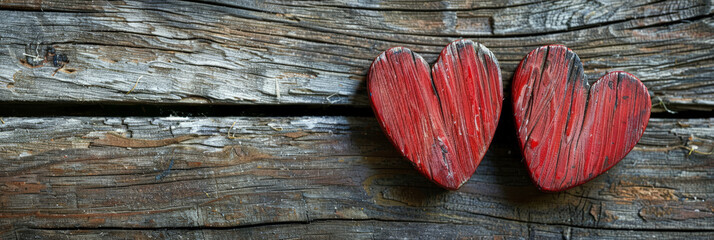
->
{"left": 0, "top": 0, "right": 712, "bottom": 239}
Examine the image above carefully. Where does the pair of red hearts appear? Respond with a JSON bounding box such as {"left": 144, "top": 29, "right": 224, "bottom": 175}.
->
{"left": 368, "top": 40, "right": 651, "bottom": 191}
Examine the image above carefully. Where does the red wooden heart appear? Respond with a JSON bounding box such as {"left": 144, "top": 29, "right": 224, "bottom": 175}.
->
{"left": 512, "top": 45, "right": 651, "bottom": 192}
{"left": 368, "top": 40, "right": 502, "bottom": 190}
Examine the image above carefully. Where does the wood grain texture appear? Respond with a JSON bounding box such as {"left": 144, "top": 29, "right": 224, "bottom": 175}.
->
{"left": 513, "top": 45, "right": 651, "bottom": 192}
{"left": 0, "top": 116, "right": 712, "bottom": 238}
{"left": 368, "top": 40, "right": 502, "bottom": 190}
{"left": 9, "top": 222, "right": 714, "bottom": 240}
{"left": 0, "top": 0, "right": 711, "bottom": 111}
{"left": 0, "top": 0, "right": 712, "bottom": 238}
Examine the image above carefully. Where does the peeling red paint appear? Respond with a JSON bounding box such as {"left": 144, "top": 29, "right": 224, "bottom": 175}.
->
{"left": 512, "top": 45, "right": 651, "bottom": 192}
{"left": 368, "top": 39, "right": 503, "bottom": 190}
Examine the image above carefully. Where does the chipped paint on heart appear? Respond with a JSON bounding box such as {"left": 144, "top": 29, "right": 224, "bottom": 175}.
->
{"left": 368, "top": 39, "right": 502, "bottom": 190}
{"left": 512, "top": 45, "right": 651, "bottom": 192}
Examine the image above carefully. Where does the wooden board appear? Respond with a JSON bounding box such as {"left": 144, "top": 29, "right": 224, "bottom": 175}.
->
{"left": 10, "top": 222, "right": 714, "bottom": 240}
{"left": 1, "top": 0, "right": 712, "bottom": 238}
{"left": 0, "top": 0, "right": 712, "bottom": 111}
{"left": 0, "top": 116, "right": 712, "bottom": 238}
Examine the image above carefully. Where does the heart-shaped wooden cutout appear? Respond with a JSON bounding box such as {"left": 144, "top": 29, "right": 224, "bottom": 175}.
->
{"left": 512, "top": 45, "right": 651, "bottom": 192}
{"left": 368, "top": 40, "right": 503, "bottom": 190}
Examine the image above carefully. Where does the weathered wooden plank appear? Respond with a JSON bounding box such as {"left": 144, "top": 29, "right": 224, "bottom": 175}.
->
{"left": 5, "top": 221, "right": 714, "bottom": 240}
{"left": 0, "top": 116, "right": 711, "bottom": 237}
{"left": 0, "top": 0, "right": 711, "bottom": 111}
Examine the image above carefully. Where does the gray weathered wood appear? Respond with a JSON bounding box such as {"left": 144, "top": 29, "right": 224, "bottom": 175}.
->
{"left": 0, "top": 0, "right": 712, "bottom": 111}
{"left": 0, "top": 116, "right": 712, "bottom": 239}
{"left": 8, "top": 222, "right": 714, "bottom": 240}
{"left": 0, "top": 0, "right": 712, "bottom": 238}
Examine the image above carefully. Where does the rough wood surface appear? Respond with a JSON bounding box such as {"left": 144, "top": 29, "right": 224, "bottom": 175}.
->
{"left": 9, "top": 223, "right": 714, "bottom": 240}
{"left": 0, "top": 0, "right": 712, "bottom": 111}
{"left": 0, "top": 116, "right": 712, "bottom": 239}
{"left": 0, "top": 0, "right": 712, "bottom": 239}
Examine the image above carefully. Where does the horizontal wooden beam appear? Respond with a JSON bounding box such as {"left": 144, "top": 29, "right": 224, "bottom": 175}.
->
{"left": 0, "top": 116, "right": 711, "bottom": 235}
{"left": 8, "top": 220, "right": 714, "bottom": 239}
{"left": 0, "top": 0, "right": 711, "bottom": 111}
